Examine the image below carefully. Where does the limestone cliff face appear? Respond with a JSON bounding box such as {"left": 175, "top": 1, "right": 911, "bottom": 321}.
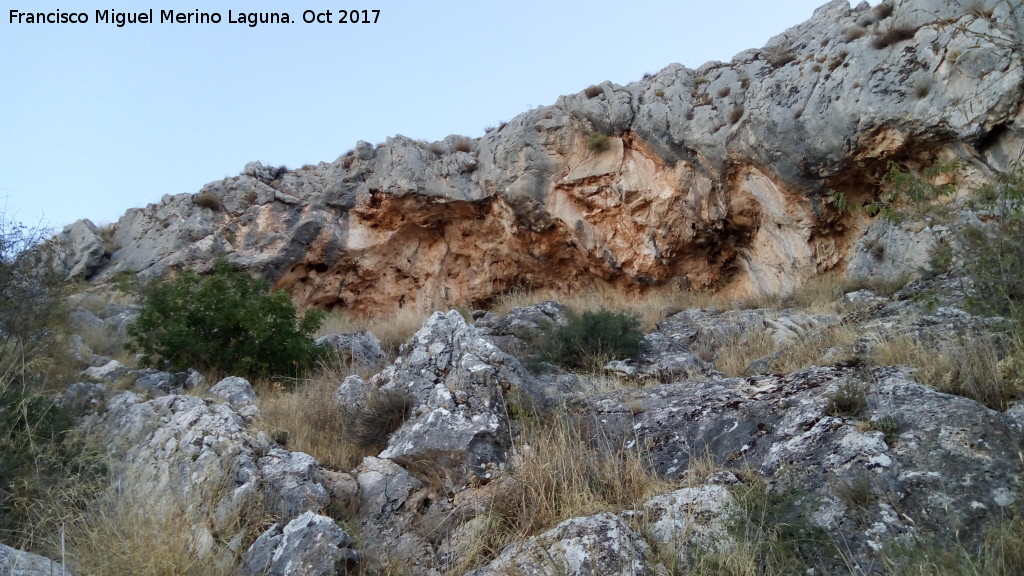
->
{"left": 67, "top": 0, "right": 1024, "bottom": 314}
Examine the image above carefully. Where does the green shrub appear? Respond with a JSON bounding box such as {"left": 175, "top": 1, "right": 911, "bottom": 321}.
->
{"left": 586, "top": 132, "right": 611, "bottom": 152}
{"left": 539, "top": 309, "right": 643, "bottom": 371}
{"left": 127, "top": 260, "right": 324, "bottom": 378}
{"left": 962, "top": 170, "right": 1024, "bottom": 325}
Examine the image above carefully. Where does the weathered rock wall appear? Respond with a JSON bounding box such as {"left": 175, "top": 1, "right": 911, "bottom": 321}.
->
{"left": 64, "top": 0, "right": 1024, "bottom": 315}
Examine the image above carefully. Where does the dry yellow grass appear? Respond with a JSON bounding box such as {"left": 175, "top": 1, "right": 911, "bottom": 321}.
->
{"left": 17, "top": 457, "right": 264, "bottom": 576}
{"left": 871, "top": 332, "right": 1024, "bottom": 410}
{"left": 489, "top": 284, "right": 717, "bottom": 331}
{"left": 714, "top": 324, "right": 861, "bottom": 378}
{"left": 316, "top": 307, "right": 431, "bottom": 353}
{"left": 450, "top": 412, "right": 675, "bottom": 573}
{"left": 255, "top": 363, "right": 373, "bottom": 472}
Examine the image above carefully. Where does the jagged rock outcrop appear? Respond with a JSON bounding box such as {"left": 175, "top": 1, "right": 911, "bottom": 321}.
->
{"left": 372, "top": 311, "right": 526, "bottom": 491}
{"left": 51, "top": 219, "right": 105, "bottom": 280}
{"left": 315, "top": 331, "right": 386, "bottom": 370}
{"left": 573, "top": 363, "right": 1024, "bottom": 565}
{"left": 80, "top": 391, "right": 343, "bottom": 565}
{"left": 53, "top": 0, "right": 1024, "bottom": 316}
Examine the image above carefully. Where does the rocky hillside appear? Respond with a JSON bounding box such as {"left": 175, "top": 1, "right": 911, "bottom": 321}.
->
{"left": 53, "top": 0, "right": 1024, "bottom": 316}
{"left": 6, "top": 0, "right": 1024, "bottom": 575}
{"left": 14, "top": 274, "right": 1024, "bottom": 575}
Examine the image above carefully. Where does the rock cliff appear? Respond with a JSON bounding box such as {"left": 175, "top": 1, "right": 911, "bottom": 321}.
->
{"left": 55, "top": 0, "right": 1024, "bottom": 316}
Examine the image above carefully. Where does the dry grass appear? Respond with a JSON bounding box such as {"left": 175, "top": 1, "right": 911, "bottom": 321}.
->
{"left": 489, "top": 284, "right": 716, "bottom": 332}
{"left": 453, "top": 412, "right": 675, "bottom": 572}
{"left": 317, "top": 307, "right": 430, "bottom": 354}
{"left": 714, "top": 324, "right": 861, "bottom": 378}
{"left": 255, "top": 366, "right": 372, "bottom": 472}
{"left": 715, "top": 331, "right": 777, "bottom": 377}
{"left": 16, "top": 456, "right": 264, "bottom": 576}
{"left": 870, "top": 332, "right": 1024, "bottom": 410}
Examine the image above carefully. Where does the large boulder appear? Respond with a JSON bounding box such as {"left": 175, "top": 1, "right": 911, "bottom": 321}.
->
{"left": 237, "top": 511, "right": 360, "bottom": 576}
{"left": 373, "top": 311, "right": 540, "bottom": 491}
{"left": 315, "top": 331, "right": 387, "bottom": 370}
{"left": 52, "top": 219, "right": 105, "bottom": 279}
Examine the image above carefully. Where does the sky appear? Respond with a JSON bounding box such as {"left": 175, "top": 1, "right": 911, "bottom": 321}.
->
{"left": 1, "top": 0, "right": 847, "bottom": 229}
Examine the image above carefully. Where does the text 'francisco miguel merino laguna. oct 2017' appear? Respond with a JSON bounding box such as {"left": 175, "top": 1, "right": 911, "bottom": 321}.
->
{"left": 8, "top": 9, "right": 382, "bottom": 27}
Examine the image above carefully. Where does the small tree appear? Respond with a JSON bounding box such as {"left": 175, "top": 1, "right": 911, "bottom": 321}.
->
{"left": 128, "top": 260, "right": 324, "bottom": 378}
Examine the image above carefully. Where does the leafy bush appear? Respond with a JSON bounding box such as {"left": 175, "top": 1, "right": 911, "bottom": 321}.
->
{"left": 128, "top": 260, "right": 324, "bottom": 378}
{"left": 539, "top": 309, "right": 643, "bottom": 371}
{"left": 962, "top": 169, "right": 1024, "bottom": 324}
{"left": 586, "top": 132, "right": 611, "bottom": 152}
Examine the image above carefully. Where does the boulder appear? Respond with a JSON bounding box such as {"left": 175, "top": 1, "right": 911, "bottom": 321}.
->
{"left": 81, "top": 392, "right": 334, "bottom": 566}
{"left": 315, "top": 331, "right": 387, "bottom": 370}
{"left": 465, "top": 512, "right": 654, "bottom": 576}
{"left": 373, "top": 311, "right": 541, "bottom": 491}
{"left": 237, "top": 511, "right": 360, "bottom": 576}
{"left": 52, "top": 219, "right": 105, "bottom": 279}
{"left": 209, "top": 376, "right": 257, "bottom": 408}
{"left": 81, "top": 360, "right": 128, "bottom": 383}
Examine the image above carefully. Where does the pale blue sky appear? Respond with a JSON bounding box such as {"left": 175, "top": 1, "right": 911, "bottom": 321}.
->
{"left": 2, "top": 0, "right": 841, "bottom": 229}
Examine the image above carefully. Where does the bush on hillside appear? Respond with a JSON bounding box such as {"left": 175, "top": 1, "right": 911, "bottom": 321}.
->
{"left": 0, "top": 213, "right": 86, "bottom": 541}
{"left": 127, "top": 260, "right": 324, "bottom": 378}
{"left": 538, "top": 309, "right": 643, "bottom": 371}
{"left": 962, "top": 169, "right": 1024, "bottom": 325}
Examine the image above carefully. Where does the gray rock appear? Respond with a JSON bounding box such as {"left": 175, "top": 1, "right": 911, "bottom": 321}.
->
{"left": 373, "top": 311, "right": 542, "bottom": 491}
{"left": 209, "top": 376, "right": 257, "bottom": 408}
{"left": 57, "top": 381, "right": 107, "bottom": 413}
{"left": 51, "top": 219, "right": 105, "bottom": 279}
{"left": 258, "top": 448, "right": 331, "bottom": 520}
{"left": 315, "top": 331, "right": 387, "bottom": 370}
{"left": 847, "top": 219, "right": 938, "bottom": 283}
{"left": 466, "top": 512, "right": 654, "bottom": 576}
{"left": 237, "top": 511, "right": 359, "bottom": 576}
{"left": 81, "top": 360, "right": 127, "bottom": 383}
{"left": 579, "top": 364, "right": 1024, "bottom": 562}
{"left": 81, "top": 391, "right": 333, "bottom": 566}
{"left": 353, "top": 456, "right": 445, "bottom": 572}
{"left": 632, "top": 485, "right": 734, "bottom": 565}
{"left": 0, "top": 543, "right": 75, "bottom": 576}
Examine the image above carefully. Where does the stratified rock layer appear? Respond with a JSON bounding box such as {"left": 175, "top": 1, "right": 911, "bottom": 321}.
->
{"left": 57, "top": 0, "right": 1023, "bottom": 315}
